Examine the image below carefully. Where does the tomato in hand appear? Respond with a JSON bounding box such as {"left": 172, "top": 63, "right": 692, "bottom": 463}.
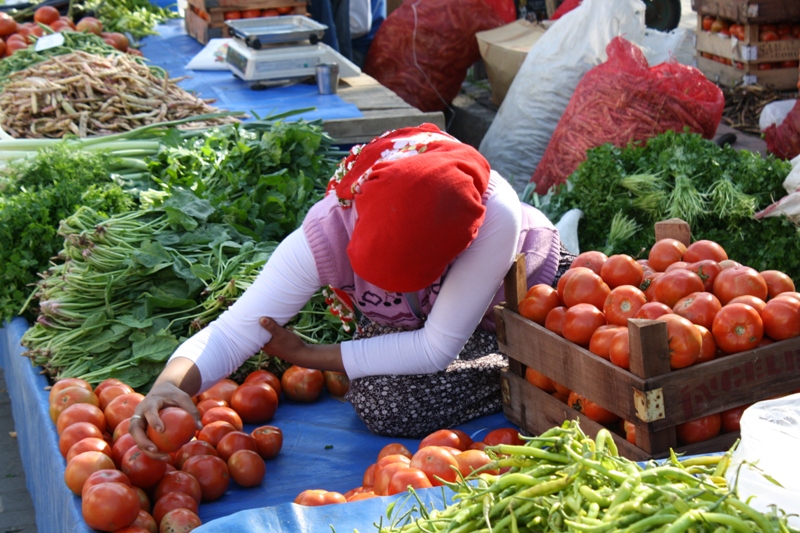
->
{"left": 230, "top": 382, "right": 278, "bottom": 424}
{"left": 82, "top": 481, "right": 140, "bottom": 532}
{"left": 519, "top": 284, "right": 560, "bottom": 325}
{"left": 251, "top": 425, "right": 283, "bottom": 460}
{"left": 683, "top": 240, "right": 727, "bottom": 263}
{"left": 147, "top": 407, "right": 197, "bottom": 453}
{"left": 712, "top": 303, "right": 763, "bottom": 354}
{"left": 660, "top": 314, "right": 702, "bottom": 369}
{"left": 672, "top": 291, "right": 721, "bottom": 330}
{"left": 676, "top": 414, "right": 721, "bottom": 444}
{"left": 562, "top": 303, "right": 607, "bottom": 347}
{"left": 648, "top": 239, "right": 686, "bottom": 272}
{"left": 762, "top": 297, "right": 800, "bottom": 341}
{"left": 281, "top": 365, "right": 324, "bottom": 402}
{"left": 569, "top": 251, "right": 607, "bottom": 275}
{"left": 600, "top": 254, "right": 643, "bottom": 289}
{"left": 603, "top": 285, "right": 646, "bottom": 326}
{"left": 568, "top": 391, "right": 619, "bottom": 425}
{"left": 713, "top": 266, "right": 768, "bottom": 305}
{"left": 228, "top": 449, "right": 266, "bottom": 487}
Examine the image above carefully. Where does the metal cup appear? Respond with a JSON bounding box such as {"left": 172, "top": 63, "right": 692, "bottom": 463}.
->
{"left": 316, "top": 63, "right": 339, "bottom": 95}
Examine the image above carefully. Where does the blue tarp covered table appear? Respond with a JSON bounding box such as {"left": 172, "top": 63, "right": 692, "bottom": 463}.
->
{"left": 0, "top": 318, "right": 515, "bottom": 533}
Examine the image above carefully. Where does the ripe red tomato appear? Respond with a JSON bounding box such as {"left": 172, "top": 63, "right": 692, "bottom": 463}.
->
{"left": 385, "top": 467, "right": 432, "bottom": 495}
{"left": 634, "top": 302, "right": 673, "bottom": 320}
{"left": 519, "top": 284, "right": 561, "bottom": 325}
{"left": 712, "top": 303, "right": 763, "bottom": 354}
{"left": 672, "top": 291, "right": 721, "bottom": 330}
{"left": 588, "top": 325, "right": 624, "bottom": 360}
{"left": 82, "top": 481, "right": 140, "bottom": 532}
{"left": 173, "top": 440, "right": 218, "bottom": 470}
{"left": 251, "top": 425, "right": 283, "bottom": 460}
{"left": 377, "top": 442, "right": 412, "bottom": 460}
{"left": 127, "top": 510, "right": 157, "bottom": 533}
{"left": 641, "top": 271, "right": 663, "bottom": 302}
{"left": 224, "top": 10, "right": 242, "bottom": 20}
{"left": 562, "top": 303, "right": 607, "bottom": 347}
{"left": 449, "top": 429, "right": 473, "bottom": 451}
{"left": 243, "top": 369, "right": 282, "bottom": 397}
{"left": 684, "top": 260, "right": 722, "bottom": 292}
{"left": 710, "top": 17, "right": 729, "bottom": 33}
{"left": 623, "top": 420, "right": 636, "bottom": 444}
{"left": 59, "top": 421, "right": 104, "bottom": 458}
{"left": 198, "top": 379, "right": 239, "bottom": 404}
{"left": 56, "top": 402, "right": 107, "bottom": 436}
{"left": 651, "top": 269, "right": 705, "bottom": 308}
{"left": 181, "top": 455, "right": 230, "bottom": 501}
{"left": 409, "top": 446, "right": 459, "bottom": 486}
{"left": 561, "top": 268, "right": 611, "bottom": 310}
{"left": 683, "top": 240, "right": 727, "bottom": 263}
{"left": 524, "top": 366, "right": 556, "bottom": 391}
{"left": 152, "top": 491, "right": 199, "bottom": 525}
{"left": 93, "top": 378, "right": 126, "bottom": 398}
{"left": 570, "top": 251, "right": 607, "bottom": 275}
{"left": 241, "top": 8, "right": 262, "bottom": 17}
{"left": 66, "top": 437, "right": 113, "bottom": 463}
{"left": 81, "top": 469, "right": 132, "bottom": 497}
{"left": 600, "top": 255, "right": 643, "bottom": 289}
{"left": 154, "top": 470, "right": 203, "bottom": 504}
{"left": 50, "top": 386, "right": 100, "bottom": 424}
{"left": 201, "top": 406, "right": 243, "bottom": 431}
{"left": 661, "top": 314, "right": 702, "bottom": 369}
{"left": 544, "top": 306, "right": 567, "bottom": 336}
{"left": 215, "top": 430, "right": 258, "bottom": 462}
{"left": 728, "top": 295, "right": 766, "bottom": 315}
{"left": 227, "top": 449, "right": 266, "bottom": 487}
{"left": 64, "top": 451, "right": 117, "bottom": 495}
{"left": 676, "top": 414, "right": 722, "bottom": 444}
{"left": 695, "top": 325, "right": 717, "bottom": 364}
{"left": 713, "top": 266, "right": 768, "bottom": 305}
{"left": 760, "top": 270, "right": 795, "bottom": 299}
{"left": 158, "top": 508, "right": 202, "bottom": 532}
{"left": 33, "top": 5, "right": 61, "bottom": 25}
{"left": 104, "top": 393, "right": 145, "bottom": 432}
{"left": 609, "top": 329, "right": 630, "bottom": 370}
{"left": 702, "top": 15, "right": 713, "bottom": 31}
{"left": 121, "top": 445, "right": 168, "bottom": 489}
{"left": 112, "top": 433, "right": 137, "bottom": 469}
{"left": 773, "top": 292, "right": 800, "bottom": 303}
{"left": 230, "top": 382, "right": 278, "bottom": 424}
{"left": 603, "top": 285, "right": 646, "bottom": 326}
{"left": 455, "top": 449, "right": 498, "bottom": 478}
{"left": 648, "top": 239, "right": 686, "bottom": 272}
{"left": 98, "top": 384, "right": 135, "bottom": 411}
{"left": 196, "top": 398, "right": 228, "bottom": 417}
{"left": 281, "top": 365, "right": 324, "bottom": 402}
{"left": 75, "top": 16, "right": 103, "bottom": 36}
{"left": 567, "top": 391, "right": 619, "bottom": 425}
{"left": 762, "top": 297, "right": 800, "bottom": 341}
{"left": 323, "top": 370, "right": 351, "bottom": 396}
{"left": 294, "top": 489, "right": 347, "bottom": 506}
{"left": 419, "top": 429, "right": 461, "bottom": 450}
{"left": 197, "top": 420, "right": 237, "bottom": 448}
{"left": 720, "top": 405, "right": 749, "bottom": 433}
{"left": 482, "top": 428, "right": 523, "bottom": 446}
{"left": 665, "top": 261, "right": 688, "bottom": 272}
{"left": 147, "top": 407, "right": 197, "bottom": 453}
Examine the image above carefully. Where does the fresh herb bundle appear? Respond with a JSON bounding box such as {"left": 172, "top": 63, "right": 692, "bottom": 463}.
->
{"left": 545, "top": 131, "right": 798, "bottom": 279}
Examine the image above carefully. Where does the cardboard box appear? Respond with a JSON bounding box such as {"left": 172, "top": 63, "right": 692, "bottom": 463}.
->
{"left": 476, "top": 20, "right": 548, "bottom": 106}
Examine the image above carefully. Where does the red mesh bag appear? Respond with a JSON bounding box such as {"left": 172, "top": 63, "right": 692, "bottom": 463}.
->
{"left": 531, "top": 37, "right": 725, "bottom": 195}
{"left": 764, "top": 99, "right": 800, "bottom": 160}
{"left": 363, "top": 0, "right": 513, "bottom": 112}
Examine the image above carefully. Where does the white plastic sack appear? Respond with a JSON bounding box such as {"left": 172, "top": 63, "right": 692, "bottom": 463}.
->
{"left": 640, "top": 27, "right": 689, "bottom": 66}
{"left": 478, "top": 0, "right": 648, "bottom": 193}
{"left": 760, "top": 99, "right": 798, "bottom": 132}
{"left": 781, "top": 153, "right": 800, "bottom": 194}
{"left": 554, "top": 208, "right": 583, "bottom": 255}
{"left": 726, "top": 394, "right": 800, "bottom": 528}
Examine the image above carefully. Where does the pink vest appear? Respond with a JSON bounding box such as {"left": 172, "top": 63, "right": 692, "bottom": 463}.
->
{"left": 302, "top": 172, "right": 561, "bottom": 332}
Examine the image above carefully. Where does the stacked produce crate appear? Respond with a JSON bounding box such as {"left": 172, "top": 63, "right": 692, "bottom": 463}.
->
{"left": 185, "top": 0, "right": 308, "bottom": 44}
{"left": 692, "top": 0, "right": 800, "bottom": 90}
{"left": 495, "top": 219, "right": 800, "bottom": 461}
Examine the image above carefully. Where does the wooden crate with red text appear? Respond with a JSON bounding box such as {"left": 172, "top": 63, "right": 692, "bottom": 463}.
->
{"left": 495, "top": 219, "right": 800, "bottom": 461}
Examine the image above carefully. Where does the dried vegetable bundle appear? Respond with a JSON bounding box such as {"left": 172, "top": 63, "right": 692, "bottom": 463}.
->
{"left": 0, "top": 50, "right": 237, "bottom": 138}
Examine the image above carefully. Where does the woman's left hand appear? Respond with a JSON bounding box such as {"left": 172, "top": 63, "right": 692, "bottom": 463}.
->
{"left": 259, "top": 316, "right": 346, "bottom": 373}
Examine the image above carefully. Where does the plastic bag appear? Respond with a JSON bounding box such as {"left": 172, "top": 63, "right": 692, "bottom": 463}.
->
{"left": 362, "top": 0, "right": 514, "bottom": 113}
{"left": 478, "top": 0, "right": 648, "bottom": 193}
{"left": 765, "top": 99, "right": 800, "bottom": 160}
{"left": 759, "top": 99, "right": 797, "bottom": 132}
{"left": 530, "top": 37, "right": 724, "bottom": 195}
{"left": 726, "top": 394, "right": 800, "bottom": 528}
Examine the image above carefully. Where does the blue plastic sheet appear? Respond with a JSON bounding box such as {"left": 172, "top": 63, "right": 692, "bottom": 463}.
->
{"left": 0, "top": 319, "right": 515, "bottom": 532}
{"left": 140, "top": 20, "right": 364, "bottom": 122}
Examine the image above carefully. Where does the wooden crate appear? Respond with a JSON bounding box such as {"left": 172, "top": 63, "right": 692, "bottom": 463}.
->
{"left": 188, "top": 0, "right": 307, "bottom": 24}
{"left": 495, "top": 219, "right": 800, "bottom": 461}
{"left": 695, "top": 55, "right": 799, "bottom": 90}
{"left": 185, "top": 7, "right": 229, "bottom": 45}
{"left": 695, "top": 15, "right": 800, "bottom": 63}
{"left": 692, "top": 0, "right": 800, "bottom": 24}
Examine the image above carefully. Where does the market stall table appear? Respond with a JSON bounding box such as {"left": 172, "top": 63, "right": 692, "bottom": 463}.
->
{"left": 140, "top": 19, "right": 445, "bottom": 145}
{"left": 0, "top": 317, "right": 515, "bottom": 533}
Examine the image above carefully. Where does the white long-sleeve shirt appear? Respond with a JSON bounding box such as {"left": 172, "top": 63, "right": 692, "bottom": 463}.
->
{"left": 170, "top": 173, "right": 522, "bottom": 392}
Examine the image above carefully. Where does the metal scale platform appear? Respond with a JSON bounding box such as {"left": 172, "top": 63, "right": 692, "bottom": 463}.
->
{"left": 224, "top": 16, "right": 361, "bottom": 86}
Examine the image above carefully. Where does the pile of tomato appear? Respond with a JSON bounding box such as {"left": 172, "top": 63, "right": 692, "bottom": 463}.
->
{"left": 0, "top": 6, "right": 134, "bottom": 59}
{"left": 48, "top": 364, "right": 348, "bottom": 532}
{"left": 698, "top": 16, "right": 800, "bottom": 71}
{"left": 189, "top": 4, "right": 295, "bottom": 23}
{"left": 518, "top": 238, "right": 800, "bottom": 447}
{"left": 293, "top": 426, "right": 524, "bottom": 506}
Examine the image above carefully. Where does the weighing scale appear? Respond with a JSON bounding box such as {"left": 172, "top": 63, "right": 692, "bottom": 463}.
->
{"left": 224, "top": 16, "right": 361, "bottom": 86}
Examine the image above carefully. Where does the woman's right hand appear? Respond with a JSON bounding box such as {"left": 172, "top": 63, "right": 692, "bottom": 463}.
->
{"left": 129, "top": 381, "right": 202, "bottom": 461}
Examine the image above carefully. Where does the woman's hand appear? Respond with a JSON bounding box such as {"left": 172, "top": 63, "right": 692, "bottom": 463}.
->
{"left": 129, "top": 382, "right": 202, "bottom": 461}
{"left": 260, "top": 317, "right": 346, "bottom": 373}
